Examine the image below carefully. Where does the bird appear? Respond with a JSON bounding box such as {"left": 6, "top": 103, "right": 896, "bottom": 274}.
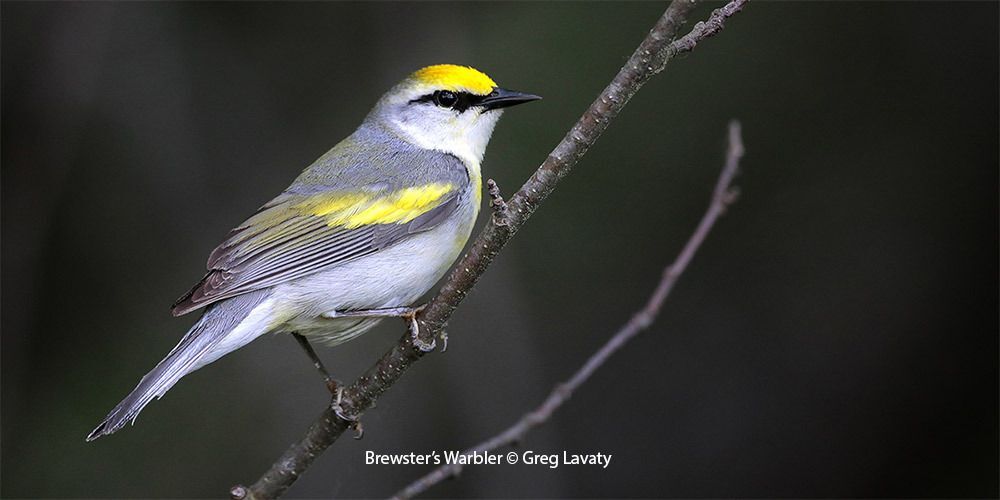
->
{"left": 86, "top": 64, "right": 540, "bottom": 441}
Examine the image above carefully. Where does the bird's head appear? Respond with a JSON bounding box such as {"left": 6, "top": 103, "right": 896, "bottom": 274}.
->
{"left": 367, "top": 64, "right": 541, "bottom": 165}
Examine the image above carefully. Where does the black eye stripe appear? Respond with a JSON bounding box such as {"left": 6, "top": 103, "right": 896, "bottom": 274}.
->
{"left": 408, "top": 90, "right": 485, "bottom": 113}
{"left": 434, "top": 90, "right": 458, "bottom": 108}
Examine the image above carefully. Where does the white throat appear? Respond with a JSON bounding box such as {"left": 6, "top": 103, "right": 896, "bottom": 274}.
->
{"left": 389, "top": 110, "right": 501, "bottom": 168}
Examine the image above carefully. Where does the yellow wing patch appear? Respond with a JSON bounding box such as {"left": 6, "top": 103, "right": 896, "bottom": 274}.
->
{"left": 301, "top": 183, "right": 454, "bottom": 229}
{"left": 412, "top": 65, "right": 497, "bottom": 95}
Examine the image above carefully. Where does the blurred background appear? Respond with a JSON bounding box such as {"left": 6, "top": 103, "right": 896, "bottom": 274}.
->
{"left": 2, "top": 2, "right": 997, "bottom": 498}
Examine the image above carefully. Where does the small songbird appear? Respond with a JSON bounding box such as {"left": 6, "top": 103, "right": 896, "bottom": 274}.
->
{"left": 87, "top": 64, "right": 540, "bottom": 441}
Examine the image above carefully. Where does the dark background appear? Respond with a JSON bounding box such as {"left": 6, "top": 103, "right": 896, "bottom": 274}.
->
{"left": 2, "top": 2, "right": 997, "bottom": 498}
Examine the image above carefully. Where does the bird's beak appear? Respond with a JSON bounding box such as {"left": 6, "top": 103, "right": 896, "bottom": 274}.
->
{"left": 479, "top": 88, "right": 542, "bottom": 111}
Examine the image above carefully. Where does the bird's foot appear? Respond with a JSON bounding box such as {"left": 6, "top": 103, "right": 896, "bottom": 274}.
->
{"left": 331, "top": 387, "right": 364, "bottom": 439}
{"left": 320, "top": 304, "right": 440, "bottom": 352}
{"left": 350, "top": 420, "right": 364, "bottom": 440}
{"left": 325, "top": 377, "right": 343, "bottom": 395}
{"left": 438, "top": 330, "right": 449, "bottom": 353}
{"left": 402, "top": 304, "right": 436, "bottom": 352}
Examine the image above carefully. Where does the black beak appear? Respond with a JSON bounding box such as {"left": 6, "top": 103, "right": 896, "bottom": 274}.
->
{"left": 479, "top": 87, "right": 542, "bottom": 111}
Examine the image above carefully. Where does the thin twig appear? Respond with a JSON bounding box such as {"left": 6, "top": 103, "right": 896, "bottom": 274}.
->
{"left": 392, "top": 121, "right": 745, "bottom": 500}
{"left": 232, "top": 1, "right": 748, "bottom": 498}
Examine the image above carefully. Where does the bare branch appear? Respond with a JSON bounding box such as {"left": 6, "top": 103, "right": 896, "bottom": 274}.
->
{"left": 231, "top": 1, "right": 748, "bottom": 498}
{"left": 392, "top": 120, "right": 745, "bottom": 500}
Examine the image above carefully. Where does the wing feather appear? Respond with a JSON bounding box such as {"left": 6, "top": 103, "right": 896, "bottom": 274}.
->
{"left": 171, "top": 187, "right": 462, "bottom": 316}
{"left": 171, "top": 125, "right": 471, "bottom": 316}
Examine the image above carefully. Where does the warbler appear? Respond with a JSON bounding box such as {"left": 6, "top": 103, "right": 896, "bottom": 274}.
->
{"left": 87, "top": 64, "right": 540, "bottom": 441}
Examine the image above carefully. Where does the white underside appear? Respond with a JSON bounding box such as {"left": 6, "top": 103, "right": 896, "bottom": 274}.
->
{"left": 185, "top": 297, "right": 278, "bottom": 372}
{"left": 270, "top": 186, "right": 479, "bottom": 345}
{"left": 180, "top": 171, "right": 479, "bottom": 386}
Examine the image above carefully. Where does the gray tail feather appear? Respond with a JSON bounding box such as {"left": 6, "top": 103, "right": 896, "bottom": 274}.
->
{"left": 86, "top": 290, "right": 270, "bottom": 441}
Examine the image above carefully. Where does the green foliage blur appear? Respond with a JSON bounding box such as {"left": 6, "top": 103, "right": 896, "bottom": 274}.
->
{"left": 2, "top": 2, "right": 997, "bottom": 498}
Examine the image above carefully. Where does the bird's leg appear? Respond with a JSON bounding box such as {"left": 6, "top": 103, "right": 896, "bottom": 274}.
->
{"left": 292, "top": 333, "right": 340, "bottom": 394}
{"left": 321, "top": 306, "right": 419, "bottom": 319}
{"left": 322, "top": 305, "right": 434, "bottom": 352}
{"left": 402, "top": 305, "right": 434, "bottom": 352}
{"left": 293, "top": 333, "right": 364, "bottom": 438}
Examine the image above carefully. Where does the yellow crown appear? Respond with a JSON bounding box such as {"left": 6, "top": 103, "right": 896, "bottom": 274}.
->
{"left": 411, "top": 64, "right": 497, "bottom": 95}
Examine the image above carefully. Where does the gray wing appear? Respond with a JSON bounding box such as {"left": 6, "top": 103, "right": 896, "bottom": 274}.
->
{"left": 172, "top": 128, "right": 469, "bottom": 316}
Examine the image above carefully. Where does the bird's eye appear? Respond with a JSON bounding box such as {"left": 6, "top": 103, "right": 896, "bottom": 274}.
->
{"left": 433, "top": 90, "right": 458, "bottom": 109}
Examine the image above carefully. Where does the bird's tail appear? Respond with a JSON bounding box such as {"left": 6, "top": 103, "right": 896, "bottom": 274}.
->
{"left": 86, "top": 290, "right": 273, "bottom": 441}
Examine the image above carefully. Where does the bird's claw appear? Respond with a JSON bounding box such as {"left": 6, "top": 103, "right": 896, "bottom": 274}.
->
{"left": 404, "top": 305, "right": 436, "bottom": 352}
{"left": 438, "top": 330, "right": 449, "bottom": 353}
{"left": 411, "top": 327, "right": 436, "bottom": 352}
{"left": 325, "top": 378, "right": 343, "bottom": 395}
{"left": 332, "top": 387, "right": 362, "bottom": 427}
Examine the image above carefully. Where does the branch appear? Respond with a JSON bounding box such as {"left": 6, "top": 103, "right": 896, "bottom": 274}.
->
{"left": 393, "top": 120, "right": 745, "bottom": 500}
{"left": 231, "top": 1, "right": 748, "bottom": 498}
